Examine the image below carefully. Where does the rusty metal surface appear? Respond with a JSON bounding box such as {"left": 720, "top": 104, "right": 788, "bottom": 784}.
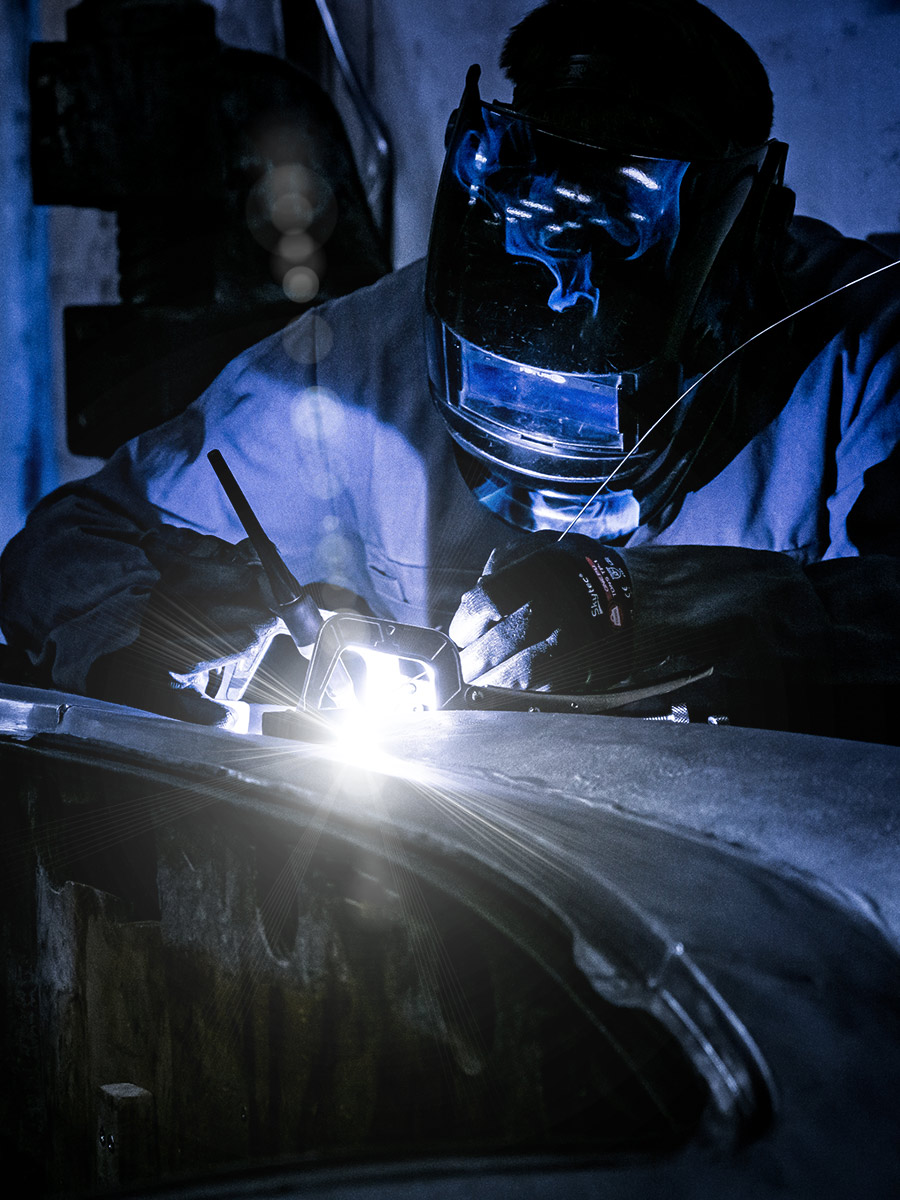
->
{"left": 5, "top": 685, "right": 897, "bottom": 936}
{"left": 1, "top": 683, "right": 899, "bottom": 1197}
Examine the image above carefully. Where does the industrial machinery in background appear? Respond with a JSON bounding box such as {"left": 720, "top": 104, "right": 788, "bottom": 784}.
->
{"left": 30, "top": 0, "right": 391, "bottom": 457}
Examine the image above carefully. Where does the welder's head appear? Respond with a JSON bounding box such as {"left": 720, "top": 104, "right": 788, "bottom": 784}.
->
{"left": 500, "top": 0, "right": 773, "bottom": 159}
{"left": 425, "top": 0, "right": 791, "bottom": 537}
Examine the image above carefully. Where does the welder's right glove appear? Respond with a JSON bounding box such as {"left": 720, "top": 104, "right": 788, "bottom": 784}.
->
{"left": 449, "top": 532, "right": 635, "bottom": 692}
{"left": 87, "top": 526, "right": 281, "bottom": 726}
{"left": 450, "top": 539, "right": 842, "bottom": 732}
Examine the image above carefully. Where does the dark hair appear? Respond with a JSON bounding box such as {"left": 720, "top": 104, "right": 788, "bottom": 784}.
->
{"left": 500, "top": 0, "right": 774, "bottom": 158}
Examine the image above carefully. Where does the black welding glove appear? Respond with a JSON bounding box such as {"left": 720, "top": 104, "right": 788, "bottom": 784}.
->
{"left": 87, "top": 526, "right": 281, "bottom": 726}
{"left": 449, "top": 532, "right": 635, "bottom": 692}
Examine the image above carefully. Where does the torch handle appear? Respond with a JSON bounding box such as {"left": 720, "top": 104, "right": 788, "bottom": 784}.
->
{"left": 207, "top": 449, "right": 323, "bottom": 645}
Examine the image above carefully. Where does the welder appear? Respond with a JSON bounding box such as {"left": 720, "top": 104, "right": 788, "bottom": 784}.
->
{"left": 2, "top": 0, "right": 899, "bottom": 739}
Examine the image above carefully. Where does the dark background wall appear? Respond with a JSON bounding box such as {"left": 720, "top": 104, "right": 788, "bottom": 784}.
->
{"left": 1, "top": 0, "right": 899, "bottom": 563}
{"left": 332, "top": 0, "right": 900, "bottom": 263}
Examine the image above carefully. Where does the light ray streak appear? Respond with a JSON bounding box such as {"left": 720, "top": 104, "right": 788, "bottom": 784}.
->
{"left": 0, "top": 738, "right": 320, "bottom": 888}
{"left": 255, "top": 797, "right": 336, "bottom": 954}
{"left": 2, "top": 733, "right": 349, "bottom": 1068}
{"left": 397, "top": 775, "right": 692, "bottom": 1125}
{"left": 16, "top": 745, "right": 319, "bottom": 886}
{"left": 1, "top": 780, "right": 219, "bottom": 892}
{"left": 558, "top": 255, "right": 900, "bottom": 539}
{"left": 410, "top": 777, "right": 579, "bottom": 885}
{"left": 193, "top": 791, "right": 339, "bottom": 1063}
{"left": 379, "top": 822, "right": 494, "bottom": 1106}
{"left": 21, "top": 708, "right": 379, "bottom": 895}
{"left": 420, "top": 784, "right": 609, "bottom": 873}
{"left": 193, "top": 745, "right": 411, "bottom": 1048}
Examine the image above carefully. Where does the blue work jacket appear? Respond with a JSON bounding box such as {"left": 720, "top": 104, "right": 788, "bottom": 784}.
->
{"left": 1, "top": 217, "right": 899, "bottom": 733}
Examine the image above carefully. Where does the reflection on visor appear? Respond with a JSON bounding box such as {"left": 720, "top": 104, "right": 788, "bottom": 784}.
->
{"left": 452, "top": 107, "right": 688, "bottom": 316}
{"left": 456, "top": 328, "right": 627, "bottom": 449}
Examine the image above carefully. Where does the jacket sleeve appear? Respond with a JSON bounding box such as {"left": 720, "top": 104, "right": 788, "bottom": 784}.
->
{"left": 0, "top": 463, "right": 169, "bottom": 694}
{"left": 0, "top": 332, "right": 317, "bottom": 695}
{"left": 614, "top": 227, "right": 900, "bottom": 738}
{"left": 798, "top": 219, "right": 900, "bottom": 560}
{"left": 619, "top": 545, "right": 900, "bottom": 742}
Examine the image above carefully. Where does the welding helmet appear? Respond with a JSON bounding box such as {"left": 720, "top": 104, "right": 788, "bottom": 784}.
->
{"left": 425, "top": 66, "right": 788, "bottom": 534}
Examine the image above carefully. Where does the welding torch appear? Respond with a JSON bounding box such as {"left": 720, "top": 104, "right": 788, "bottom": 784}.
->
{"left": 208, "top": 448, "right": 710, "bottom": 725}
{"left": 207, "top": 449, "right": 323, "bottom": 650}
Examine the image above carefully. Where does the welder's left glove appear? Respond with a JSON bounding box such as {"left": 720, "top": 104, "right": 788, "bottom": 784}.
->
{"left": 88, "top": 526, "right": 281, "bottom": 725}
{"left": 449, "top": 532, "right": 634, "bottom": 691}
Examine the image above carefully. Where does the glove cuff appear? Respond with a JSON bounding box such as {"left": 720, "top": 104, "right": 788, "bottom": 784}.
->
{"left": 576, "top": 543, "right": 634, "bottom": 636}
{"left": 556, "top": 535, "right": 634, "bottom": 688}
